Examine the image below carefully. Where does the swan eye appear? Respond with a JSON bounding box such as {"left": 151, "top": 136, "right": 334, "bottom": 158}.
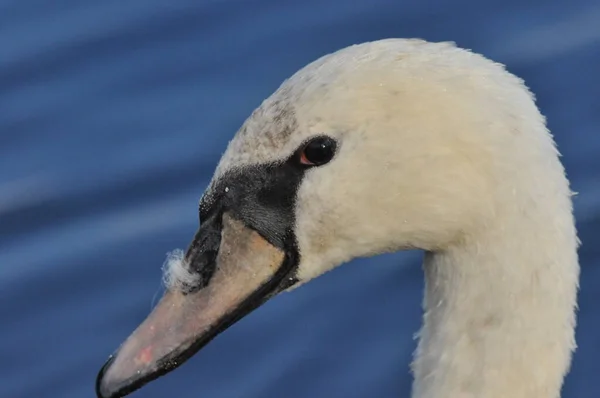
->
{"left": 299, "top": 136, "right": 337, "bottom": 166}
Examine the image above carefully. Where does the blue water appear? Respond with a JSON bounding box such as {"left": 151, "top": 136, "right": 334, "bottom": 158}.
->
{"left": 1, "top": 1, "right": 599, "bottom": 397}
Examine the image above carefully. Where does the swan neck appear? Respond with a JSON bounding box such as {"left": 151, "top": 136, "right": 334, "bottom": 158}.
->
{"left": 411, "top": 221, "right": 579, "bottom": 398}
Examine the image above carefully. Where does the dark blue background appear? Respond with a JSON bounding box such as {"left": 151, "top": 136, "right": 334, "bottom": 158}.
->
{"left": 1, "top": 1, "right": 598, "bottom": 397}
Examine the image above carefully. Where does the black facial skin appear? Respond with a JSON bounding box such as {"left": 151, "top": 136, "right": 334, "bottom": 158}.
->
{"left": 187, "top": 135, "right": 337, "bottom": 293}
{"left": 95, "top": 136, "right": 337, "bottom": 398}
{"left": 176, "top": 160, "right": 305, "bottom": 297}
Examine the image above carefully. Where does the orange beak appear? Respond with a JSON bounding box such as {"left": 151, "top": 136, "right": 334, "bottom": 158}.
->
{"left": 96, "top": 213, "right": 293, "bottom": 398}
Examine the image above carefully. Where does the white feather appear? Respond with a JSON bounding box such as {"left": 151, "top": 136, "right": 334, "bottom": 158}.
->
{"left": 161, "top": 249, "right": 199, "bottom": 290}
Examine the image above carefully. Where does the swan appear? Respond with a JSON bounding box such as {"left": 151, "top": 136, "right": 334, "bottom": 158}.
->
{"left": 96, "top": 38, "right": 579, "bottom": 398}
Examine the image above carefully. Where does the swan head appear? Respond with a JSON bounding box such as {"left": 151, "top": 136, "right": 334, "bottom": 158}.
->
{"left": 97, "top": 39, "right": 567, "bottom": 398}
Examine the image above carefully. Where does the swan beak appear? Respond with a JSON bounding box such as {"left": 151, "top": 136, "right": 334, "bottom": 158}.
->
{"left": 96, "top": 212, "right": 293, "bottom": 398}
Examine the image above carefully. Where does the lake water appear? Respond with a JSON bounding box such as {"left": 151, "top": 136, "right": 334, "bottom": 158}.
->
{"left": 1, "top": 1, "right": 599, "bottom": 397}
